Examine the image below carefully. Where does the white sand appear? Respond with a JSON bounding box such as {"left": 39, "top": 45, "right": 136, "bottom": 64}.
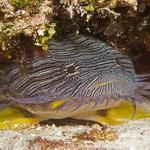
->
{"left": 0, "top": 118, "right": 150, "bottom": 150}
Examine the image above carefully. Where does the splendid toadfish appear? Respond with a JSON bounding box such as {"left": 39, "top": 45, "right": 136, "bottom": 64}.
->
{"left": 0, "top": 34, "right": 150, "bottom": 128}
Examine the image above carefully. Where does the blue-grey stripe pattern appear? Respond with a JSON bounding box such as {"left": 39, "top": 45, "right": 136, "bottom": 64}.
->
{"left": 3, "top": 34, "right": 150, "bottom": 111}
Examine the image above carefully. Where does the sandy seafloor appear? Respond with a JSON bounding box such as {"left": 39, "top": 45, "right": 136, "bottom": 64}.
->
{"left": 0, "top": 118, "right": 150, "bottom": 150}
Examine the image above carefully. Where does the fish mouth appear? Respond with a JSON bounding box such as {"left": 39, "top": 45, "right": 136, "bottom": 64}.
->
{"left": 15, "top": 97, "right": 123, "bottom": 120}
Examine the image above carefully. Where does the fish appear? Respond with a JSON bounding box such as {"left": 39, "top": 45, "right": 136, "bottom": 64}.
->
{"left": 0, "top": 34, "right": 150, "bottom": 122}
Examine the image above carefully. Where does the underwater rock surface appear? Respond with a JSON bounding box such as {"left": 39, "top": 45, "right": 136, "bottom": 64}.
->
{"left": 0, "top": 0, "right": 150, "bottom": 70}
{"left": 0, "top": 119, "right": 150, "bottom": 149}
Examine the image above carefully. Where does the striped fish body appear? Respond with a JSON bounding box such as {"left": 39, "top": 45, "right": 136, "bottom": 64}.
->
{"left": 2, "top": 35, "right": 150, "bottom": 120}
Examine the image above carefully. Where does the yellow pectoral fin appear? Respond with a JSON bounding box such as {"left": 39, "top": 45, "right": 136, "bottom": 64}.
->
{"left": 95, "top": 101, "right": 150, "bottom": 125}
{"left": 0, "top": 99, "right": 66, "bottom": 129}
{"left": 0, "top": 107, "right": 39, "bottom": 130}
{"left": 49, "top": 99, "right": 65, "bottom": 109}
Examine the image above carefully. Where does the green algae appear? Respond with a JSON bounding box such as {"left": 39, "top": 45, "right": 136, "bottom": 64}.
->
{"left": 8, "top": 0, "right": 30, "bottom": 9}
{"left": 34, "top": 23, "right": 56, "bottom": 51}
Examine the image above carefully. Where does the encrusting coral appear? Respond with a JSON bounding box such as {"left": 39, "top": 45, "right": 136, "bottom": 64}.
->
{"left": 0, "top": 0, "right": 150, "bottom": 60}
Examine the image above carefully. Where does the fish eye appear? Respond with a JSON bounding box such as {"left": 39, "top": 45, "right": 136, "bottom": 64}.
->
{"left": 67, "top": 65, "right": 76, "bottom": 73}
